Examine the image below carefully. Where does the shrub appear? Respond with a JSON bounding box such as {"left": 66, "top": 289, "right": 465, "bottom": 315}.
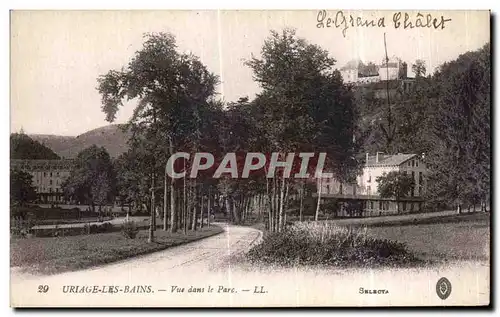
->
{"left": 121, "top": 220, "right": 139, "bottom": 239}
{"left": 247, "top": 222, "right": 420, "bottom": 267}
{"left": 101, "top": 222, "right": 113, "bottom": 232}
{"left": 89, "top": 224, "right": 99, "bottom": 234}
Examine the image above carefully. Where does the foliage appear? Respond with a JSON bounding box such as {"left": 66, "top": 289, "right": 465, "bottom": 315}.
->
{"left": 121, "top": 220, "right": 139, "bottom": 239}
{"left": 412, "top": 59, "right": 427, "bottom": 77}
{"left": 426, "top": 43, "right": 490, "bottom": 208}
{"left": 10, "top": 169, "right": 37, "bottom": 207}
{"left": 246, "top": 222, "right": 420, "bottom": 267}
{"left": 376, "top": 171, "right": 415, "bottom": 199}
{"left": 97, "top": 32, "right": 220, "bottom": 236}
{"left": 62, "top": 145, "right": 116, "bottom": 211}
{"left": 244, "top": 28, "right": 359, "bottom": 231}
{"left": 10, "top": 133, "right": 60, "bottom": 160}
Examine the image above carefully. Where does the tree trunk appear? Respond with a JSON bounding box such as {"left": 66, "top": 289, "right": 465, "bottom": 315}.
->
{"left": 199, "top": 195, "right": 204, "bottom": 229}
{"left": 191, "top": 185, "right": 197, "bottom": 231}
{"left": 169, "top": 136, "right": 177, "bottom": 233}
{"left": 283, "top": 181, "right": 290, "bottom": 227}
{"left": 232, "top": 197, "right": 240, "bottom": 224}
{"left": 163, "top": 167, "right": 168, "bottom": 231}
{"left": 266, "top": 179, "right": 273, "bottom": 231}
{"left": 225, "top": 196, "right": 232, "bottom": 223}
{"left": 148, "top": 173, "right": 155, "bottom": 243}
{"left": 315, "top": 177, "right": 322, "bottom": 221}
{"left": 299, "top": 180, "right": 305, "bottom": 222}
{"left": 183, "top": 179, "right": 187, "bottom": 234}
{"left": 207, "top": 188, "right": 211, "bottom": 227}
{"left": 278, "top": 176, "right": 286, "bottom": 232}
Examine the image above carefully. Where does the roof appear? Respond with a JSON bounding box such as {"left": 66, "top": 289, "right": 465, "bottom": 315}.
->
{"left": 10, "top": 159, "right": 75, "bottom": 171}
{"left": 380, "top": 62, "right": 399, "bottom": 68}
{"left": 365, "top": 154, "right": 417, "bottom": 167}
{"left": 340, "top": 59, "right": 363, "bottom": 70}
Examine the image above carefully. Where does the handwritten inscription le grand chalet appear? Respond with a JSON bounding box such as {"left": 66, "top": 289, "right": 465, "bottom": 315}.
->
{"left": 317, "top": 10, "right": 452, "bottom": 37}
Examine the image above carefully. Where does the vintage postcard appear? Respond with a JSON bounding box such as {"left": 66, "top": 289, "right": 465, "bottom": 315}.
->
{"left": 10, "top": 10, "right": 490, "bottom": 307}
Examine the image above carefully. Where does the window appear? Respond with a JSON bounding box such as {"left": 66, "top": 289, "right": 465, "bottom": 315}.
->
{"left": 50, "top": 172, "right": 53, "bottom": 177}
{"left": 367, "top": 186, "right": 371, "bottom": 194}
{"left": 56, "top": 172, "right": 60, "bottom": 177}
{"left": 49, "top": 188, "right": 53, "bottom": 193}
{"left": 415, "top": 160, "right": 419, "bottom": 167}
{"left": 56, "top": 188, "right": 59, "bottom": 193}
{"left": 370, "top": 201, "right": 374, "bottom": 209}
{"left": 49, "top": 180, "right": 52, "bottom": 185}
{"left": 403, "top": 202, "right": 407, "bottom": 211}
{"left": 408, "top": 162, "right": 411, "bottom": 167}
{"left": 367, "top": 174, "right": 371, "bottom": 183}
{"left": 44, "top": 172, "right": 47, "bottom": 177}
{"left": 379, "top": 201, "right": 382, "bottom": 210}
{"left": 419, "top": 172, "right": 423, "bottom": 184}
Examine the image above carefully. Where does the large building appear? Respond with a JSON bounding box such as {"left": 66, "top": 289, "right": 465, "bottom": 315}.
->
{"left": 339, "top": 57, "right": 413, "bottom": 85}
{"left": 11, "top": 159, "right": 74, "bottom": 203}
{"left": 317, "top": 153, "right": 427, "bottom": 217}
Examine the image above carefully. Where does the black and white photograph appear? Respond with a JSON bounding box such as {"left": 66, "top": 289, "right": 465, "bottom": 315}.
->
{"left": 9, "top": 9, "right": 491, "bottom": 307}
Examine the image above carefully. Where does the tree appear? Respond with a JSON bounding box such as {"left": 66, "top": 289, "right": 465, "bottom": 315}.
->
{"left": 246, "top": 28, "right": 358, "bottom": 230}
{"left": 10, "top": 169, "right": 36, "bottom": 207}
{"left": 97, "top": 32, "right": 219, "bottom": 240}
{"left": 426, "top": 43, "right": 490, "bottom": 211}
{"left": 10, "top": 133, "right": 60, "bottom": 159}
{"left": 376, "top": 171, "right": 415, "bottom": 213}
{"left": 412, "top": 59, "right": 427, "bottom": 77}
{"left": 62, "top": 145, "right": 116, "bottom": 214}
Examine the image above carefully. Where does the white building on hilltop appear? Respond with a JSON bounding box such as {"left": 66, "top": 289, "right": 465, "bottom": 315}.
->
{"left": 339, "top": 57, "right": 409, "bottom": 84}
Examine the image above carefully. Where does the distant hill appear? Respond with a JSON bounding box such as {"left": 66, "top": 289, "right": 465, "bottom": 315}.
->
{"left": 29, "top": 124, "right": 131, "bottom": 159}
{"left": 10, "top": 133, "right": 60, "bottom": 160}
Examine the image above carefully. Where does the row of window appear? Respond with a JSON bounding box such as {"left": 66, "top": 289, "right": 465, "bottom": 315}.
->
{"left": 32, "top": 171, "right": 64, "bottom": 178}
{"left": 408, "top": 160, "right": 419, "bottom": 167}
{"left": 36, "top": 187, "right": 61, "bottom": 193}
{"left": 36, "top": 179, "right": 61, "bottom": 185}
{"left": 367, "top": 171, "right": 424, "bottom": 183}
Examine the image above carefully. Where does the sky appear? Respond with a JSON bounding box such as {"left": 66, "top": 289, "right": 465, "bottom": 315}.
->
{"left": 10, "top": 10, "right": 490, "bottom": 136}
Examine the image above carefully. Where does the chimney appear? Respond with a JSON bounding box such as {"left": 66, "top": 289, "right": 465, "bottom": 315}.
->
{"left": 376, "top": 152, "right": 383, "bottom": 163}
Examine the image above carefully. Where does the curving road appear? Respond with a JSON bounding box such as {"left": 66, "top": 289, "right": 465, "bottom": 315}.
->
{"left": 11, "top": 224, "right": 262, "bottom": 307}
{"left": 10, "top": 222, "right": 489, "bottom": 307}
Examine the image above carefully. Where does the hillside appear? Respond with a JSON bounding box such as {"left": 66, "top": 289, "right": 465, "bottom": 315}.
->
{"left": 10, "top": 133, "right": 60, "bottom": 160}
{"left": 29, "top": 124, "right": 131, "bottom": 159}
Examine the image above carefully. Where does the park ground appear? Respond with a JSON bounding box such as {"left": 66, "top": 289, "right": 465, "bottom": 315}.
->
{"left": 11, "top": 211, "right": 489, "bottom": 275}
{"left": 11, "top": 213, "right": 490, "bottom": 307}
{"left": 11, "top": 224, "right": 224, "bottom": 275}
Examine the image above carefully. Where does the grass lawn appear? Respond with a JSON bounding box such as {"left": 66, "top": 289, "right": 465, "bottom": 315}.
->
{"left": 364, "top": 213, "right": 490, "bottom": 262}
{"left": 11, "top": 225, "right": 223, "bottom": 275}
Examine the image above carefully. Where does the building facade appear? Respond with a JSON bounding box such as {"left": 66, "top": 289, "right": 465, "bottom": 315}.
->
{"left": 11, "top": 159, "right": 74, "bottom": 203}
{"left": 339, "top": 57, "right": 411, "bottom": 85}
{"left": 317, "top": 153, "right": 427, "bottom": 217}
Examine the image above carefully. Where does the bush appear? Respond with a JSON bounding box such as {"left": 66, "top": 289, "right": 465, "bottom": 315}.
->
{"left": 121, "top": 220, "right": 139, "bottom": 239}
{"left": 247, "top": 222, "right": 420, "bottom": 267}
